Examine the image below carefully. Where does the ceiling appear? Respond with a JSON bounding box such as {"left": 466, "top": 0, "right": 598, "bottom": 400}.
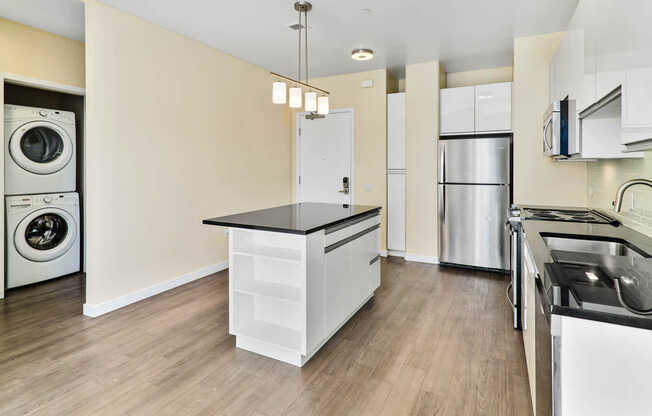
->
{"left": 0, "top": 0, "right": 579, "bottom": 78}
{"left": 0, "top": 0, "right": 84, "bottom": 41}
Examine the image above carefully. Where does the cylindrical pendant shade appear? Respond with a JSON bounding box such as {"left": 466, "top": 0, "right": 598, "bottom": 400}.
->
{"left": 317, "top": 96, "right": 329, "bottom": 115}
{"left": 305, "top": 92, "right": 317, "bottom": 112}
{"left": 272, "top": 81, "right": 286, "bottom": 104}
{"left": 289, "top": 87, "right": 302, "bottom": 108}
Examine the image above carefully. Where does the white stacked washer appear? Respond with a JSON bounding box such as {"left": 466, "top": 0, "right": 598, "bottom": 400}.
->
{"left": 4, "top": 104, "right": 79, "bottom": 288}
{"left": 4, "top": 104, "right": 76, "bottom": 195}
{"left": 5, "top": 193, "right": 80, "bottom": 288}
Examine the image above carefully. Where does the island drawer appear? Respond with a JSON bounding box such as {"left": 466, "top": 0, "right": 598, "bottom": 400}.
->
{"left": 324, "top": 213, "right": 380, "bottom": 247}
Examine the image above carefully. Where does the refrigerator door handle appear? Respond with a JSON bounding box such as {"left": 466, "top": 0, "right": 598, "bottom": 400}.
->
{"left": 439, "top": 142, "right": 446, "bottom": 183}
{"left": 440, "top": 185, "right": 446, "bottom": 223}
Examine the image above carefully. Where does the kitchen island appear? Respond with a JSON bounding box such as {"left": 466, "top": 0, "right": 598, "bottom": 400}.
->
{"left": 203, "top": 203, "right": 381, "bottom": 366}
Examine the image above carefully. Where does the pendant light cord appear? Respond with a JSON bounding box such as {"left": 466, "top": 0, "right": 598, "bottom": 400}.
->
{"left": 297, "top": 9, "right": 301, "bottom": 81}
{"left": 305, "top": 9, "right": 309, "bottom": 85}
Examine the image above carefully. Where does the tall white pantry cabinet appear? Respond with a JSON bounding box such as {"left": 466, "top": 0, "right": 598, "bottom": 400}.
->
{"left": 387, "top": 93, "right": 406, "bottom": 255}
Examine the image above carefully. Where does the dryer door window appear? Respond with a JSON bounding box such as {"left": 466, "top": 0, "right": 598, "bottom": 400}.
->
{"left": 9, "top": 121, "right": 74, "bottom": 175}
{"left": 25, "top": 213, "right": 68, "bottom": 251}
{"left": 14, "top": 207, "right": 77, "bottom": 262}
{"left": 20, "top": 127, "right": 65, "bottom": 164}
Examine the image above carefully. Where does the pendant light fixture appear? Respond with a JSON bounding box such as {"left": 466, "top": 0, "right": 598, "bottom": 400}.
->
{"left": 272, "top": 81, "right": 286, "bottom": 104}
{"left": 271, "top": 1, "right": 329, "bottom": 116}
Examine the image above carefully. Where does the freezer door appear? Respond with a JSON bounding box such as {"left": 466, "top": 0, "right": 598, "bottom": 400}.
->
{"left": 438, "top": 184, "right": 510, "bottom": 270}
{"left": 439, "top": 137, "right": 510, "bottom": 184}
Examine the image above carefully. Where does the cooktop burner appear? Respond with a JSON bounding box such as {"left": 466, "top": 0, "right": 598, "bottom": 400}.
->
{"left": 522, "top": 208, "right": 617, "bottom": 224}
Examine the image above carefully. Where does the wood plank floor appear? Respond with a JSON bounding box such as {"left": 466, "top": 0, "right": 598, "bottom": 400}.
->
{"left": 0, "top": 258, "right": 532, "bottom": 416}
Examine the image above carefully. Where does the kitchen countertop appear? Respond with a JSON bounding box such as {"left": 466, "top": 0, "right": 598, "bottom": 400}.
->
{"left": 202, "top": 203, "right": 381, "bottom": 235}
{"left": 519, "top": 205, "right": 652, "bottom": 330}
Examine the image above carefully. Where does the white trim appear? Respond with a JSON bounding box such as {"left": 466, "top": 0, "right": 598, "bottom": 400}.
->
{"left": 387, "top": 249, "right": 405, "bottom": 258}
{"left": 1, "top": 72, "right": 85, "bottom": 96}
{"left": 404, "top": 253, "right": 439, "bottom": 264}
{"left": 296, "top": 108, "right": 355, "bottom": 204}
{"left": 82, "top": 261, "right": 228, "bottom": 317}
{"left": 380, "top": 249, "right": 388, "bottom": 257}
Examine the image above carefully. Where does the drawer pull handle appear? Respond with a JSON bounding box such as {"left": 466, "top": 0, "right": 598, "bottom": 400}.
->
{"left": 369, "top": 255, "right": 380, "bottom": 265}
{"left": 324, "top": 224, "right": 379, "bottom": 253}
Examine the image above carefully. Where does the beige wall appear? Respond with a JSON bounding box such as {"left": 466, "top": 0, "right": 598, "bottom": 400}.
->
{"left": 445, "top": 66, "right": 513, "bottom": 88}
{"left": 84, "top": 0, "right": 291, "bottom": 305}
{"left": 587, "top": 152, "right": 652, "bottom": 235}
{"left": 0, "top": 17, "right": 85, "bottom": 88}
{"left": 405, "top": 61, "right": 441, "bottom": 259}
{"left": 513, "top": 33, "right": 588, "bottom": 206}
{"left": 290, "top": 69, "right": 388, "bottom": 251}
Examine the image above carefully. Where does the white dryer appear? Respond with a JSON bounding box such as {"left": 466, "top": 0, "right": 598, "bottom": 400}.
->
{"left": 6, "top": 192, "right": 80, "bottom": 289}
{"left": 4, "top": 104, "right": 76, "bottom": 195}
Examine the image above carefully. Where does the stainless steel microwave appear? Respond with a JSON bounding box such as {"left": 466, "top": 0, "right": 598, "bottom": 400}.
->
{"left": 543, "top": 98, "right": 576, "bottom": 158}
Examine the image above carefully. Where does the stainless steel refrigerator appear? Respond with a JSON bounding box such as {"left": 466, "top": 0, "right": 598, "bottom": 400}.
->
{"left": 438, "top": 136, "right": 511, "bottom": 271}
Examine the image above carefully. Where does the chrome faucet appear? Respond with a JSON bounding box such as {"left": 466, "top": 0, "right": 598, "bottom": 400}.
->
{"left": 612, "top": 178, "right": 652, "bottom": 212}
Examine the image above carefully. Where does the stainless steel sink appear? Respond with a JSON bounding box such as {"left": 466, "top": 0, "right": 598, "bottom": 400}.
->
{"left": 542, "top": 234, "right": 650, "bottom": 259}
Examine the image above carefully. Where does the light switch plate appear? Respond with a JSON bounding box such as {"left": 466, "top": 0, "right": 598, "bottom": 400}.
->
{"left": 361, "top": 79, "right": 374, "bottom": 88}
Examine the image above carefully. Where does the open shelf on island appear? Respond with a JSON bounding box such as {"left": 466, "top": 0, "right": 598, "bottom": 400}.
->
{"left": 234, "top": 279, "right": 301, "bottom": 303}
{"left": 232, "top": 245, "right": 301, "bottom": 263}
{"left": 239, "top": 320, "right": 302, "bottom": 352}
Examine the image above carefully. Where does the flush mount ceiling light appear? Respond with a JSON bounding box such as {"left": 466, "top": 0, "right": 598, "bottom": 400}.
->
{"left": 351, "top": 48, "right": 374, "bottom": 61}
{"left": 270, "top": 1, "right": 329, "bottom": 116}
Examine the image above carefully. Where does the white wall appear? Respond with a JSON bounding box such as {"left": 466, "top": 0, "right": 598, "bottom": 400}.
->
{"left": 84, "top": 0, "right": 291, "bottom": 307}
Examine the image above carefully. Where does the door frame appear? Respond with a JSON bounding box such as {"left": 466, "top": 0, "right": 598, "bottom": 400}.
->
{"left": 295, "top": 108, "right": 355, "bottom": 204}
{"left": 0, "top": 72, "right": 85, "bottom": 300}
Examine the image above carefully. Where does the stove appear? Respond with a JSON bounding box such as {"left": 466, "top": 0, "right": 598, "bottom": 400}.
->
{"left": 522, "top": 208, "right": 617, "bottom": 225}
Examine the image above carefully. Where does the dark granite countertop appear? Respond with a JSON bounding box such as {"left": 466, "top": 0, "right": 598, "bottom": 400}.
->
{"left": 203, "top": 203, "right": 381, "bottom": 235}
{"left": 519, "top": 204, "right": 652, "bottom": 330}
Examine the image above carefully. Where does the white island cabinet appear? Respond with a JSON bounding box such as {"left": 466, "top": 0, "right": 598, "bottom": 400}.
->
{"left": 204, "top": 203, "right": 381, "bottom": 366}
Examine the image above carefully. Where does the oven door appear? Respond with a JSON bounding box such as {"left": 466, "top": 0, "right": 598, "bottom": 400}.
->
{"left": 508, "top": 221, "right": 522, "bottom": 330}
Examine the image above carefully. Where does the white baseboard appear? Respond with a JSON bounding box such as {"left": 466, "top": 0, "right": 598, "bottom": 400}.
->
{"left": 83, "top": 261, "right": 228, "bottom": 318}
{"left": 404, "top": 253, "right": 439, "bottom": 264}
{"left": 387, "top": 249, "right": 405, "bottom": 258}
{"left": 380, "top": 249, "right": 388, "bottom": 257}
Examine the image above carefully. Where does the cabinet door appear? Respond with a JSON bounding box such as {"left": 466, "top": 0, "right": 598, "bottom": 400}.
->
{"left": 622, "top": 67, "right": 652, "bottom": 144}
{"left": 522, "top": 238, "right": 537, "bottom": 413}
{"left": 387, "top": 173, "right": 406, "bottom": 251}
{"left": 475, "top": 82, "right": 512, "bottom": 132}
{"left": 325, "top": 244, "right": 352, "bottom": 335}
{"left": 349, "top": 231, "right": 373, "bottom": 308}
{"left": 369, "top": 228, "right": 381, "bottom": 292}
{"left": 440, "top": 86, "right": 475, "bottom": 134}
{"left": 387, "top": 93, "right": 406, "bottom": 170}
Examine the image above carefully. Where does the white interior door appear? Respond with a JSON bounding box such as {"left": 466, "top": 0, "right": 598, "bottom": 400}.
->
{"left": 297, "top": 110, "right": 353, "bottom": 204}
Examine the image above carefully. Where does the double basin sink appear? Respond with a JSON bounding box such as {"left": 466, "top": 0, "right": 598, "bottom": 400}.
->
{"left": 542, "top": 234, "right": 650, "bottom": 259}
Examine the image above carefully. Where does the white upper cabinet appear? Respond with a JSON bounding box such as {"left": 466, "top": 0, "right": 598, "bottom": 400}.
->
{"left": 550, "top": 0, "right": 651, "bottom": 157}
{"left": 475, "top": 82, "right": 512, "bottom": 132}
{"left": 622, "top": 67, "right": 652, "bottom": 145}
{"left": 440, "top": 86, "right": 475, "bottom": 134}
{"left": 387, "top": 93, "right": 406, "bottom": 170}
{"left": 440, "top": 83, "right": 512, "bottom": 135}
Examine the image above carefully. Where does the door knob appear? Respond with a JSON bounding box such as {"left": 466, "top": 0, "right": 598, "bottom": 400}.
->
{"left": 339, "top": 176, "right": 350, "bottom": 194}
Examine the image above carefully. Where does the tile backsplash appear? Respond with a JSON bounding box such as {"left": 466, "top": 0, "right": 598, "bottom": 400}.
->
{"left": 588, "top": 151, "right": 652, "bottom": 236}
